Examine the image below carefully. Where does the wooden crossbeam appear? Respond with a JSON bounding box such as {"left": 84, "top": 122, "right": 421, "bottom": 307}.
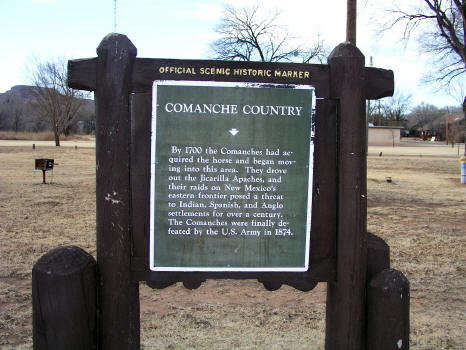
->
{"left": 68, "top": 57, "right": 393, "bottom": 101}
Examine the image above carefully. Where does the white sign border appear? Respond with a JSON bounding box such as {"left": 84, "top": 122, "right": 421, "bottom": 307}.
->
{"left": 150, "top": 80, "right": 315, "bottom": 272}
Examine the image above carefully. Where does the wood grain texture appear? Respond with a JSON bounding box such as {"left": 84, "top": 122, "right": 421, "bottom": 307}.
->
{"left": 131, "top": 58, "right": 330, "bottom": 97}
{"left": 325, "top": 42, "right": 368, "bottom": 350}
{"left": 367, "top": 232, "right": 390, "bottom": 281}
{"left": 32, "top": 246, "right": 97, "bottom": 350}
{"left": 130, "top": 93, "right": 152, "bottom": 271}
{"left": 346, "top": 0, "right": 357, "bottom": 44}
{"left": 364, "top": 67, "right": 394, "bottom": 100}
{"left": 367, "top": 269, "right": 410, "bottom": 350}
{"left": 68, "top": 57, "right": 393, "bottom": 101}
{"left": 67, "top": 58, "right": 97, "bottom": 91}
{"left": 95, "top": 33, "right": 140, "bottom": 350}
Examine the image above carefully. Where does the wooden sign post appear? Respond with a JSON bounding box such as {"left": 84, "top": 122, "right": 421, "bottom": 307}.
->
{"left": 95, "top": 34, "right": 140, "bottom": 349}
{"left": 65, "top": 33, "right": 404, "bottom": 350}
{"left": 326, "top": 42, "right": 367, "bottom": 349}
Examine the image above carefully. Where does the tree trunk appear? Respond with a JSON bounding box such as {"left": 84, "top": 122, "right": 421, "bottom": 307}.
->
{"left": 54, "top": 126, "right": 60, "bottom": 147}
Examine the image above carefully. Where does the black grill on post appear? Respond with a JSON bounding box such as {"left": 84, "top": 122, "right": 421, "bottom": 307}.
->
{"left": 35, "top": 159, "right": 54, "bottom": 184}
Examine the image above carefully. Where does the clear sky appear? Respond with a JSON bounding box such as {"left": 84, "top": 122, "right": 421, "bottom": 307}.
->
{"left": 1, "top": 0, "right": 463, "bottom": 108}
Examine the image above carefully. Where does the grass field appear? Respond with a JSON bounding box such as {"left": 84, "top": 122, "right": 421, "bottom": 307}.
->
{"left": 0, "top": 140, "right": 464, "bottom": 349}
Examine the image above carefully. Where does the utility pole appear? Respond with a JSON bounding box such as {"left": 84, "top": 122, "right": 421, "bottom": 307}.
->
{"left": 346, "top": 0, "right": 357, "bottom": 44}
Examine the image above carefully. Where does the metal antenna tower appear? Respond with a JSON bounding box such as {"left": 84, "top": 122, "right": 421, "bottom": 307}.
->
{"left": 113, "top": 0, "right": 117, "bottom": 32}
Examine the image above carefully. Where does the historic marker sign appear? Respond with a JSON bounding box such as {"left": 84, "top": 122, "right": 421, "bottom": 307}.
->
{"left": 150, "top": 81, "right": 314, "bottom": 271}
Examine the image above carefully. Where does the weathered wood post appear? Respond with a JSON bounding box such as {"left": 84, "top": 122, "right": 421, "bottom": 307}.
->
{"left": 326, "top": 42, "right": 367, "bottom": 350}
{"left": 367, "top": 232, "right": 390, "bottom": 281}
{"left": 367, "top": 269, "right": 410, "bottom": 349}
{"left": 32, "top": 246, "right": 97, "bottom": 350}
{"left": 95, "top": 33, "right": 140, "bottom": 349}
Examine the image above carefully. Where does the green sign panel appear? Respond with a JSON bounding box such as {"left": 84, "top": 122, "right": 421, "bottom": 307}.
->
{"left": 150, "top": 81, "right": 314, "bottom": 271}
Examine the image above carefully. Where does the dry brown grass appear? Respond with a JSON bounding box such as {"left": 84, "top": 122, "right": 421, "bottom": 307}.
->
{"left": 0, "top": 131, "right": 56, "bottom": 141}
{"left": 366, "top": 147, "right": 465, "bottom": 350}
{"left": 0, "top": 131, "right": 93, "bottom": 142}
{"left": 0, "top": 141, "right": 464, "bottom": 349}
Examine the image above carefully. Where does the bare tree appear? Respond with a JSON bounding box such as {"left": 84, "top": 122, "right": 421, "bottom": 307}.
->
{"left": 2, "top": 96, "right": 25, "bottom": 132}
{"left": 368, "top": 91, "right": 412, "bottom": 126}
{"left": 382, "top": 0, "right": 465, "bottom": 152}
{"left": 11, "top": 102, "right": 24, "bottom": 132}
{"left": 406, "top": 103, "right": 447, "bottom": 138}
{"left": 381, "top": 91, "right": 412, "bottom": 125}
{"left": 210, "top": 4, "right": 328, "bottom": 63}
{"left": 29, "top": 57, "right": 87, "bottom": 146}
{"left": 0, "top": 111, "right": 6, "bottom": 131}
{"left": 446, "top": 113, "right": 465, "bottom": 144}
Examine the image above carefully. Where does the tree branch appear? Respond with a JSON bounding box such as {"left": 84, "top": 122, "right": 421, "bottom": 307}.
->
{"left": 210, "top": 3, "right": 328, "bottom": 63}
